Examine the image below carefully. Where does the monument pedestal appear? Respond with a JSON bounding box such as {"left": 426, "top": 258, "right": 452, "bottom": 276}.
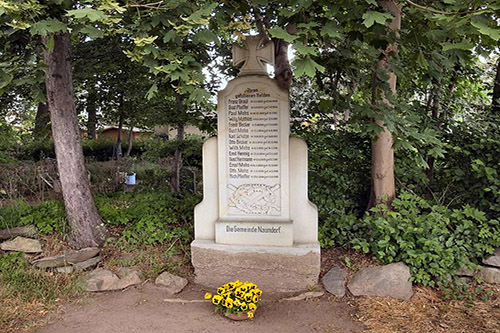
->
{"left": 191, "top": 240, "right": 320, "bottom": 292}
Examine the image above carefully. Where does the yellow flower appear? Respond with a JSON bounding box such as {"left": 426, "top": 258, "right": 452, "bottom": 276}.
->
{"left": 212, "top": 295, "right": 222, "bottom": 305}
{"left": 252, "top": 295, "right": 260, "bottom": 303}
{"left": 244, "top": 293, "right": 253, "bottom": 302}
{"left": 217, "top": 287, "right": 226, "bottom": 295}
{"left": 248, "top": 303, "right": 257, "bottom": 311}
{"left": 254, "top": 289, "right": 262, "bottom": 296}
{"left": 224, "top": 298, "right": 234, "bottom": 309}
{"left": 240, "top": 302, "right": 248, "bottom": 311}
{"left": 235, "top": 289, "right": 244, "bottom": 299}
{"left": 234, "top": 299, "right": 241, "bottom": 307}
{"left": 204, "top": 292, "right": 212, "bottom": 300}
{"left": 240, "top": 285, "right": 248, "bottom": 292}
{"left": 247, "top": 311, "right": 254, "bottom": 319}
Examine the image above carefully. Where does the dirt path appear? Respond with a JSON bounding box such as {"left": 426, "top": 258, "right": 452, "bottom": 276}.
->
{"left": 36, "top": 283, "right": 364, "bottom": 333}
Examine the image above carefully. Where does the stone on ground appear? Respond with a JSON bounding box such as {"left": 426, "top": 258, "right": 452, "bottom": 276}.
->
{"left": 0, "top": 236, "right": 42, "bottom": 253}
{"left": 456, "top": 265, "right": 475, "bottom": 277}
{"left": 155, "top": 271, "right": 188, "bottom": 294}
{"left": 32, "top": 247, "right": 100, "bottom": 268}
{"left": 56, "top": 266, "right": 74, "bottom": 274}
{"left": 83, "top": 268, "right": 143, "bottom": 292}
{"left": 478, "top": 266, "right": 500, "bottom": 284}
{"left": 83, "top": 269, "right": 120, "bottom": 292}
{"left": 73, "top": 256, "right": 102, "bottom": 272}
{"left": 482, "top": 248, "right": 500, "bottom": 268}
{"left": 347, "top": 262, "right": 413, "bottom": 300}
{"left": 0, "top": 225, "right": 38, "bottom": 240}
{"left": 322, "top": 267, "right": 347, "bottom": 297}
{"left": 282, "top": 291, "right": 324, "bottom": 301}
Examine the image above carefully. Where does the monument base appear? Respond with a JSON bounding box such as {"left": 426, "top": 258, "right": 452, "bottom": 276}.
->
{"left": 191, "top": 240, "right": 320, "bottom": 292}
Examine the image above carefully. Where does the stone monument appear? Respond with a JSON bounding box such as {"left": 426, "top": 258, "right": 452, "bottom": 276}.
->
{"left": 191, "top": 35, "right": 320, "bottom": 292}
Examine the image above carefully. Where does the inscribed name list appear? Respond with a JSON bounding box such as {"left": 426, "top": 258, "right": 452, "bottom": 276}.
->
{"left": 225, "top": 87, "right": 281, "bottom": 216}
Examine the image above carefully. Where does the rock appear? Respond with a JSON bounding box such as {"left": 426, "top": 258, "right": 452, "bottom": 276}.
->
{"left": 483, "top": 248, "right": 500, "bottom": 268}
{"left": 478, "top": 266, "right": 500, "bottom": 284}
{"left": 73, "top": 256, "right": 102, "bottom": 272}
{"left": 322, "top": 267, "right": 347, "bottom": 297}
{"left": 82, "top": 268, "right": 143, "bottom": 292}
{"left": 0, "top": 225, "right": 38, "bottom": 240}
{"left": 155, "top": 271, "right": 188, "bottom": 294}
{"left": 83, "top": 269, "right": 120, "bottom": 292}
{"left": 111, "top": 268, "right": 142, "bottom": 290}
{"left": 347, "top": 262, "right": 413, "bottom": 300}
{"left": 282, "top": 291, "right": 324, "bottom": 301}
{"left": 456, "top": 265, "right": 475, "bottom": 277}
{"left": 32, "top": 247, "right": 100, "bottom": 268}
{"left": 56, "top": 266, "right": 74, "bottom": 274}
{"left": 1, "top": 236, "right": 42, "bottom": 253}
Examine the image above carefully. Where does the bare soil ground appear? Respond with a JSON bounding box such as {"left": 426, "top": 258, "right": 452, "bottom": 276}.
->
{"left": 35, "top": 283, "right": 363, "bottom": 333}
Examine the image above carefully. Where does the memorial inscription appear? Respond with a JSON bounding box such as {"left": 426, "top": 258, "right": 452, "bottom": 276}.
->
{"left": 226, "top": 86, "right": 281, "bottom": 216}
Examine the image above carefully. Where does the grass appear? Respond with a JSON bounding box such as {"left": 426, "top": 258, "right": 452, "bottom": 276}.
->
{"left": 0, "top": 252, "right": 82, "bottom": 332}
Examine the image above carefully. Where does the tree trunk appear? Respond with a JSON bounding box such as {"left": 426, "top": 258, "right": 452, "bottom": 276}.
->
{"left": 367, "top": 1, "right": 401, "bottom": 209}
{"left": 125, "top": 121, "right": 134, "bottom": 158}
{"left": 493, "top": 56, "right": 500, "bottom": 114}
{"left": 115, "top": 111, "right": 123, "bottom": 160}
{"left": 43, "top": 32, "right": 106, "bottom": 248}
{"left": 33, "top": 102, "right": 50, "bottom": 140}
{"left": 87, "top": 91, "right": 97, "bottom": 140}
{"left": 171, "top": 122, "right": 185, "bottom": 194}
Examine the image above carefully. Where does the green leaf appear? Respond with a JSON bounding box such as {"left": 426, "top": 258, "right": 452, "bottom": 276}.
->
{"left": 133, "top": 36, "right": 158, "bottom": 47}
{"left": 45, "top": 35, "right": 55, "bottom": 52}
{"left": 66, "top": 8, "right": 107, "bottom": 22}
{"left": 442, "top": 40, "right": 474, "bottom": 52}
{"left": 192, "top": 29, "right": 218, "bottom": 45}
{"left": 362, "top": 11, "right": 392, "bottom": 28}
{"left": 145, "top": 83, "right": 158, "bottom": 100}
{"left": 293, "top": 41, "right": 317, "bottom": 56}
{"left": 80, "top": 26, "right": 104, "bottom": 38}
{"left": 471, "top": 20, "right": 500, "bottom": 41}
{"left": 268, "top": 27, "right": 298, "bottom": 43}
{"left": 30, "top": 19, "right": 67, "bottom": 37}
{"left": 163, "top": 29, "right": 177, "bottom": 43}
{"left": 320, "top": 22, "right": 342, "bottom": 38}
{"left": 416, "top": 51, "right": 428, "bottom": 69}
{"left": 293, "top": 56, "right": 325, "bottom": 77}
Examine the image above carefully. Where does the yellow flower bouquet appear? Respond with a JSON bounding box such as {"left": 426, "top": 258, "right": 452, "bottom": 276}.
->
{"left": 204, "top": 280, "right": 262, "bottom": 319}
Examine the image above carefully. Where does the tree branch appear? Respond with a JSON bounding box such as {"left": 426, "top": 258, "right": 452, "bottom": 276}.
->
{"left": 406, "top": 0, "right": 491, "bottom": 15}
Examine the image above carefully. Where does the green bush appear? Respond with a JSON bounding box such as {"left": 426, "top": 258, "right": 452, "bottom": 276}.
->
{"left": 303, "top": 127, "right": 371, "bottom": 246}
{"left": 142, "top": 136, "right": 203, "bottom": 168}
{"left": 351, "top": 192, "right": 500, "bottom": 286}
{"left": 97, "top": 192, "right": 200, "bottom": 247}
{"left": 0, "top": 200, "right": 66, "bottom": 234}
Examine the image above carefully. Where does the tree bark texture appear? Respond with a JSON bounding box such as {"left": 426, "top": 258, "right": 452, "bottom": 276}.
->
{"left": 171, "top": 122, "right": 185, "bottom": 194}
{"left": 125, "top": 121, "right": 134, "bottom": 158}
{"left": 43, "top": 32, "right": 106, "bottom": 248}
{"left": 368, "top": 1, "right": 400, "bottom": 209}
{"left": 34, "top": 102, "right": 50, "bottom": 140}
{"left": 492, "top": 56, "right": 500, "bottom": 114}
{"left": 86, "top": 91, "right": 97, "bottom": 140}
{"left": 115, "top": 110, "right": 123, "bottom": 160}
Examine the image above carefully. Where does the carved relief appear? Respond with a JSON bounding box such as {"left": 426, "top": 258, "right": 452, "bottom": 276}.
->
{"left": 228, "top": 183, "right": 280, "bottom": 215}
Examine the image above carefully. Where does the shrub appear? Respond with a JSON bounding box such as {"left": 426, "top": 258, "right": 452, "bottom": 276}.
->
{"left": 351, "top": 192, "right": 500, "bottom": 286}
{"left": 0, "top": 200, "right": 66, "bottom": 234}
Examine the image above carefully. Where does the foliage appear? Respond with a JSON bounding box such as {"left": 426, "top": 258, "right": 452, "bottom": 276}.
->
{"left": 142, "top": 136, "right": 203, "bottom": 168}
{"left": 97, "top": 192, "right": 199, "bottom": 247}
{"left": 351, "top": 192, "right": 500, "bottom": 286}
{"left": 0, "top": 200, "right": 66, "bottom": 234}
{"left": 303, "top": 126, "right": 371, "bottom": 247}
{"left": 0, "top": 192, "right": 200, "bottom": 248}
{"left": 436, "top": 117, "right": 500, "bottom": 218}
